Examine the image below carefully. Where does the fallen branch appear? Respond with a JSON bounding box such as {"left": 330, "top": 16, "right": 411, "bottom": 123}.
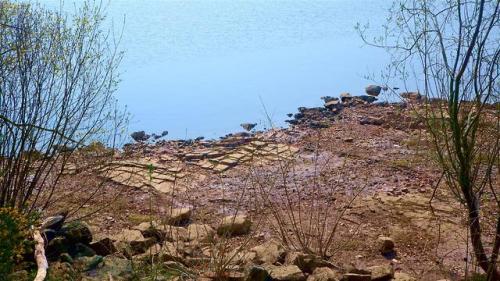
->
{"left": 33, "top": 229, "right": 48, "bottom": 281}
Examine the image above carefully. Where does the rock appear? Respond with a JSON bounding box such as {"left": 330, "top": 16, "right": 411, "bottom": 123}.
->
{"left": 359, "top": 117, "right": 384, "bottom": 126}
{"left": 365, "top": 85, "right": 384, "bottom": 96}
{"left": 135, "top": 242, "right": 184, "bottom": 264}
{"left": 48, "top": 262, "right": 76, "bottom": 280}
{"left": 340, "top": 93, "right": 353, "bottom": 103}
{"left": 266, "top": 265, "right": 306, "bottom": 281}
{"left": 60, "top": 253, "right": 73, "bottom": 264}
{"left": 72, "top": 243, "right": 97, "bottom": 258}
{"left": 73, "top": 255, "right": 104, "bottom": 272}
{"left": 90, "top": 237, "right": 117, "bottom": 256}
{"left": 62, "top": 221, "right": 93, "bottom": 245}
{"left": 46, "top": 236, "right": 69, "bottom": 260}
{"left": 321, "top": 96, "right": 337, "bottom": 103}
{"left": 377, "top": 236, "right": 395, "bottom": 255}
{"left": 246, "top": 266, "right": 270, "bottom": 281}
{"left": 392, "top": 273, "right": 416, "bottom": 281}
{"left": 187, "top": 224, "right": 215, "bottom": 242}
{"left": 113, "top": 229, "right": 157, "bottom": 256}
{"left": 165, "top": 208, "right": 192, "bottom": 225}
{"left": 241, "top": 123, "right": 257, "bottom": 131}
{"left": 367, "top": 265, "right": 394, "bottom": 281}
{"left": 343, "top": 137, "right": 354, "bottom": 143}
{"left": 307, "top": 267, "right": 341, "bottom": 281}
{"left": 217, "top": 215, "right": 252, "bottom": 236}
{"left": 250, "top": 239, "right": 285, "bottom": 264}
{"left": 162, "top": 225, "right": 190, "bottom": 242}
{"left": 82, "top": 256, "right": 134, "bottom": 280}
{"left": 354, "top": 95, "right": 377, "bottom": 104}
{"left": 287, "top": 252, "right": 333, "bottom": 274}
{"left": 42, "top": 229, "right": 58, "bottom": 242}
{"left": 130, "top": 130, "right": 150, "bottom": 142}
{"left": 41, "top": 215, "right": 66, "bottom": 232}
{"left": 341, "top": 273, "right": 371, "bottom": 281}
{"left": 324, "top": 99, "right": 342, "bottom": 110}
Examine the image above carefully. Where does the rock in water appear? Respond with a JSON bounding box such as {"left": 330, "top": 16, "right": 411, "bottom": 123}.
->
{"left": 240, "top": 123, "right": 257, "bottom": 131}
{"left": 365, "top": 85, "right": 383, "bottom": 96}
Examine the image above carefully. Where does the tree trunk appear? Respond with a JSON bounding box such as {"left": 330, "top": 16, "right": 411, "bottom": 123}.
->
{"left": 467, "top": 197, "right": 500, "bottom": 279}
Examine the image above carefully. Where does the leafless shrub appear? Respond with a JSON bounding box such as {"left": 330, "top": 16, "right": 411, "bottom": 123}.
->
{"left": 358, "top": 0, "right": 499, "bottom": 279}
{"left": 0, "top": 1, "right": 127, "bottom": 214}
{"left": 249, "top": 133, "right": 363, "bottom": 259}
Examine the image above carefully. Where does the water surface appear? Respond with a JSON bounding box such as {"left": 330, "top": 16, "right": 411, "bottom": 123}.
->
{"left": 43, "top": 0, "right": 392, "bottom": 139}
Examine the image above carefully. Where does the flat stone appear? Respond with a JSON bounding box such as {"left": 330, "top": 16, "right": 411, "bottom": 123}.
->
{"left": 217, "top": 215, "right": 252, "bottom": 236}
{"left": 341, "top": 273, "right": 371, "bottom": 281}
{"left": 307, "top": 267, "right": 341, "bottom": 281}
{"left": 250, "top": 239, "right": 285, "bottom": 264}
{"left": 187, "top": 224, "right": 215, "bottom": 242}
{"left": 266, "top": 265, "right": 306, "bottom": 281}
{"left": 213, "top": 164, "right": 230, "bottom": 172}
{"left": 392, "top": 273, "right": 416, "bottom": 281}
{"left": 367, "top": 265, "right": 394, "bottom": 281}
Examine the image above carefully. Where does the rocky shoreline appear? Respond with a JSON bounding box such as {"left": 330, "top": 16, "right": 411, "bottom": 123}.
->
{"left": 25, "top": 87, "right": 474, "bottom": 281}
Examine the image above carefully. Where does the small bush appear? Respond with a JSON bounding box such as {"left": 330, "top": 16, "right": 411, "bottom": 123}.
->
{"left": 0, "top": 208, "right": 31, "bottom": 277}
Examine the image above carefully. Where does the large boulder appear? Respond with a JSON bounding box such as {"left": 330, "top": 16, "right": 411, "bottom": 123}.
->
{"left": 365, "top": 85, "right": 383, "bottom": 96}
{"left": 250, "top": 239, "right": 286, "bottom": 264}
{"left": 217, "top": 215, "right": 252, "bottom": 236}
{"left": 130, "top": 131, "right": 150, "bottom": 142}
{"left": 266, "top": 265, "right": 306, "bottom": 281}
{"left": 307, "top": 267, "right": 341, "bottom": 281}
{"left": 62, "top": 221, "right": 93, "bottom": 245}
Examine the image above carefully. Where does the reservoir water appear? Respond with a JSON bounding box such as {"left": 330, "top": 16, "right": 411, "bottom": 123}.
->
{"left": 42, "top": 0, "right": 393, "bottom": 140}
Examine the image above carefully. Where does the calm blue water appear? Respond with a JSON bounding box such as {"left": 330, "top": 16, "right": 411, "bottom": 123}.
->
{"left": 43, "top": 0, "right": 392, "bottom": 139}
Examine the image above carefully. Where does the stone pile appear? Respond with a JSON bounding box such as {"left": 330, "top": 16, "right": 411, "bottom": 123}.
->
{"left": 35, "top": 210, "right": 418, "bottom": 281}
{"left": 287, "top": 92, "right": 380, "bottom": 129}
